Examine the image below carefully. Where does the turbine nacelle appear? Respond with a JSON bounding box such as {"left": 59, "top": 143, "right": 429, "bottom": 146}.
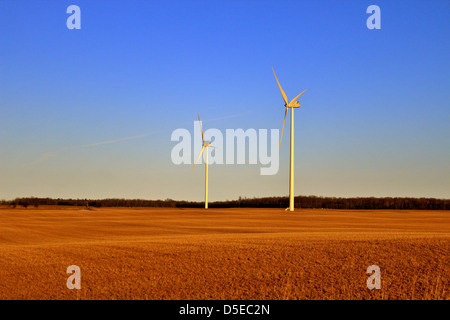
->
{"left": 285, "top": 101, "right": 300, "bottom": 108}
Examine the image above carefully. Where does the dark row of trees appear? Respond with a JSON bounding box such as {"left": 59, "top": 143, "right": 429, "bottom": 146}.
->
{"left": 1, "top": 196, "right": 448, "bottom": 210}
{"left": 225, "top": 196, "right": 448, "bottom": 210}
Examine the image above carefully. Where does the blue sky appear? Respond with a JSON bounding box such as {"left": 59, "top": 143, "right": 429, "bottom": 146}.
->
{"left": 1, "top": 0, "right": 449, "bottom": 201}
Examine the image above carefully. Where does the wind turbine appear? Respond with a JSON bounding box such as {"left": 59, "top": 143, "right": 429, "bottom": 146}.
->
{"left": 193, "top": 114, "right": 212, "bottom": 209}
{"left": 272, "top": 68, "right": 307, "bottom": 212}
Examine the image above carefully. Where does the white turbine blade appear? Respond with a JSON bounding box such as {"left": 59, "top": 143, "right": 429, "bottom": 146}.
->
{"left": 272, "top": 68, "right": 288, "bottom": 105}
{"left": 192, "top": 145, "right": 205, "bottom": 171}
{"left": 198, "top": 114, "right": 205, "bottom": 143}
{"left": 289, "top": 89, "right": 307, "bottom": 105}
{"left": 279, "top": 107, "right": 288, "bottom": 155}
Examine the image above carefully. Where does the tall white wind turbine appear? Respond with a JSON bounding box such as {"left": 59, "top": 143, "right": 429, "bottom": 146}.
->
{"left": 193, "top": 114, "right": 212, "bottom": 209}
{"left": 272, "top": 68, "right": 307, "bottom": 212}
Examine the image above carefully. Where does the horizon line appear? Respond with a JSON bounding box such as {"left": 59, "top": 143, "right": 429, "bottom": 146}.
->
{"left": 3, "top": 194, "right": 449, "bottom": 202}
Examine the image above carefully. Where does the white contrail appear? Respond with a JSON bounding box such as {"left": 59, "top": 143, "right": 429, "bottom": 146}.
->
{"left": 31, "top": 134, "right": 148, "bottom": 165}
{"left": 30, "top": 111, "right": 246, "bottom": 165}
{"left": 30, "top": 152, "right": 57, "bottom": 165}
{"left": 81, "top": 134, "right": 148, "bottom": 147}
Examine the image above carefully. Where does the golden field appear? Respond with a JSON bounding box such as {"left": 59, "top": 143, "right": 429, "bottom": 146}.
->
{"left": 0, "top": 207, "right": 448, "bottom": 300}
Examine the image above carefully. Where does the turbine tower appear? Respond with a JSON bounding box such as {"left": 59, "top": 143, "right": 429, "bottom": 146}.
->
{"left": 272, "top": 68, "right": 307, "bottom": 212}
{"left": 193, "top": 114, "right": 212, "bottom": 209}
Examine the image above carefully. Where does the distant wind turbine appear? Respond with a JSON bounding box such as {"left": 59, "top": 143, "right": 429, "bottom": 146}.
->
{"left": 193, "top": 114, "right": 214, "bottom": 209}
{"left": 272, "top": 67, "right": 307, "bottom": 212}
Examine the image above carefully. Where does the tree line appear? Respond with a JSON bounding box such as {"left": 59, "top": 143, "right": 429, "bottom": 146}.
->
{"left": 1, "top": 196, "right": 448, "bottom": 210}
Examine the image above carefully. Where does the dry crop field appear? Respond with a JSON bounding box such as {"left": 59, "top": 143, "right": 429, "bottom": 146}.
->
{"left": 0, "top": 207, "right": 448, "bottom": 300}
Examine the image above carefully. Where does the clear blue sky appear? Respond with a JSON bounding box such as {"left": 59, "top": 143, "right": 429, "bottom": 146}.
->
{"left": 1, "top": 0, "right": 449, "bottom": 201}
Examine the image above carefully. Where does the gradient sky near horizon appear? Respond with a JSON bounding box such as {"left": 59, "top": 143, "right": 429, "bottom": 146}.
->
{"left": 1, "top": 0, "right": 449, "bottom": 201}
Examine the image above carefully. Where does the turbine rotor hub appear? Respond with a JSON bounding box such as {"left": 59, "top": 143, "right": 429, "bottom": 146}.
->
{"left": 286, "top": 102, "right": 300, "bottom": 108}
